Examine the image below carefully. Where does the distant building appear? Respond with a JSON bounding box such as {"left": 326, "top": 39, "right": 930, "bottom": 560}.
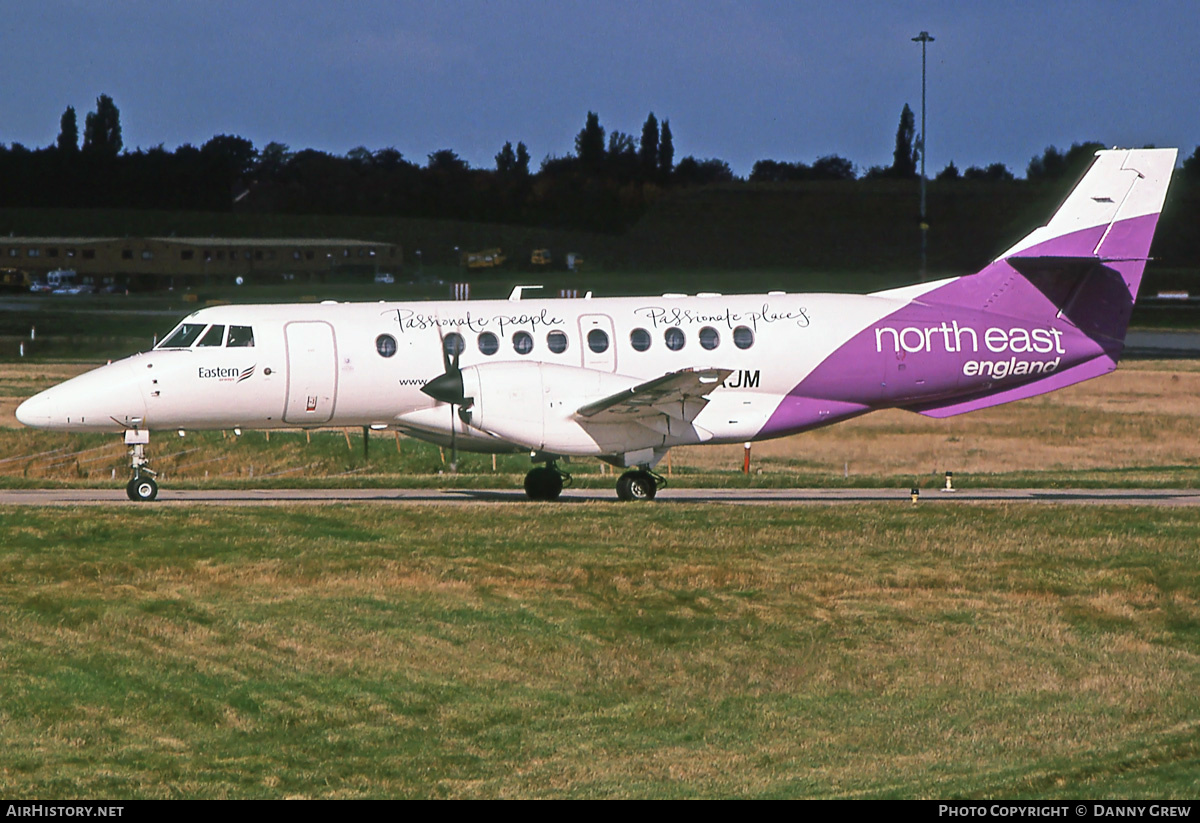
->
{"left": 2, "top": 237, "right": 401, "bottom": 290}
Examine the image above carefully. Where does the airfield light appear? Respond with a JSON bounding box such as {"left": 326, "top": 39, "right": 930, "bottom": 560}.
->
{"left": 912, "top": 30, "right": 934, "bottom": 280}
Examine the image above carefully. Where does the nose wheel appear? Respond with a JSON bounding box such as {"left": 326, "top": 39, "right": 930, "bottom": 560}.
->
{"left": 123, "top": 429, "right": 158, "bottom": 502}
{"left": 126, "top": 475, "right": 159, "bottom": 501}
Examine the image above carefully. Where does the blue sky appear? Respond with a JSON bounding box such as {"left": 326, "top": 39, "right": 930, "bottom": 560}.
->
{"left": 5, "top": 1, "right": 1197, "bottom": 177}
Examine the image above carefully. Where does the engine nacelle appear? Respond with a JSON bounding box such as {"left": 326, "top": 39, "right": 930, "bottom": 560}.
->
{"left": 459, "top": 361, "right": 694, "bottom": 455}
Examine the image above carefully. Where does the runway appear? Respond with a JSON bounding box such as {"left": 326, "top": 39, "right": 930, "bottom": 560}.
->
{"left": 3, "top": 487, "right": 1200, "bottom": 506}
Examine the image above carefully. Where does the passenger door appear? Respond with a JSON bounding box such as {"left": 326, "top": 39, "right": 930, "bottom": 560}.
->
{"left": 283, "top": 321, "right": 338, "bottom": 424}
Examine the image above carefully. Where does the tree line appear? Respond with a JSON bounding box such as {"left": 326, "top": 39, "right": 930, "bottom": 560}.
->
{"left": 2, "top": 95, "right": 1197, "bottom": 233}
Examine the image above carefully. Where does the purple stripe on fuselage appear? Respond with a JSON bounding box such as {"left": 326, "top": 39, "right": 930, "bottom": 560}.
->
{"left": 757, "top": 214, "right": 1159, "bottom": 439}
{"left": 907, "top": 354, "right": 1116, "bottom": 418}
{"left": 754, "top": 396, "right": 873, "bottom": 441}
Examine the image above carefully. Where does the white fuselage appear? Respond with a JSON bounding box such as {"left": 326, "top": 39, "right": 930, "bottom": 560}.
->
{"left": 15, "top": 290, "right": 918, "bottom": 463}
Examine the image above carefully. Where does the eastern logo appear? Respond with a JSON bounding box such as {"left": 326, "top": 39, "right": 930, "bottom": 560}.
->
{"left": 198, "top": 364, "right": 256, "bottom": 383}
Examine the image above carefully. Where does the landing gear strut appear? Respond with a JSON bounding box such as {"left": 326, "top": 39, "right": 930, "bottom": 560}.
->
{"left": 124, "top": 429, "right": 158, "bottom": 502}
{"left": 524, "top": 460, "right": 571, "bottom": 501}
{"left": 616, "top": 469, "right": 661, "bottom": 502}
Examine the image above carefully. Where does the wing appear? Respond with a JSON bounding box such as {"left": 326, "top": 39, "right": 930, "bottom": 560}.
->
{"left": 575, "top": 368, "right": 732, "bottom": 424}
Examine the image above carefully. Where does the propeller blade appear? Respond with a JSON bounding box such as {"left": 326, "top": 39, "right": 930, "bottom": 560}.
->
{"left": 426, "top": 315, "right": 469, "bottom": 471}
{"left": 434, "top": 319, "right": 453, "bottom": 375}
{"left": 449, "top": 402, "right": 458, "bottom": 472}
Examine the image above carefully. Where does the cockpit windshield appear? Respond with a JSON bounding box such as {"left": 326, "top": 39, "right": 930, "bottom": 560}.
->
{"left": 158, "top": 323, "right": 206, "bottom": 348}
{"left": 197, "top": 325, "right": 225, "bottom": 347}
{"left": 157, "top": 323, "right": 255, "bottom": 349}
{"left": 227, "top": 326, "right": 254, "bottom": 347}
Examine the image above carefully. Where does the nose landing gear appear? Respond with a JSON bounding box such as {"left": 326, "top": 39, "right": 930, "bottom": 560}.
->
{"left": 124, "top": 428, "right": 158, "bottom": 502}
{"left": 126, "top": 473, "right": 158, "bottom": 501}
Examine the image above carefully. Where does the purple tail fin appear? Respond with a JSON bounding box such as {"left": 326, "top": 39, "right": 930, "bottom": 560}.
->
{"left": 906, "top": 149, "right": 1177, "bottom": 418}
{"left": 922, "top": 148, "right": 1177, "bottom": 348}
{"left": 758, "top": 150, "right": 1178, "bottom": 436}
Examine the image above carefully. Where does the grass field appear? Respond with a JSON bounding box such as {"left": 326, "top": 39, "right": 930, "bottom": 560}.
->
{"left": 1, "top": 503, "right": 1197, "bottom": 798}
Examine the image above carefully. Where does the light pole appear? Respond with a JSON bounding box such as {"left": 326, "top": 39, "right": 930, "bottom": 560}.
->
{"left": 912, "top": 30, "right": 934, "bottom": 280}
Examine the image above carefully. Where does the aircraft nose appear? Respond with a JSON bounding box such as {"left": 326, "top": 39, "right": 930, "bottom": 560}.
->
{"left": 15, "top": 392, "right": 53, "bottom": 428}
{"left": 14, "top": 358, "right": 148, "bottom": 431}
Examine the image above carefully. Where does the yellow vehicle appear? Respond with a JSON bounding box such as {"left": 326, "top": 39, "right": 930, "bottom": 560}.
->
{"left": 459, "top": 248, "right": 506, "bottom": 269}
{"left": 531, "top": 248, "right": 552, "bottom": 267}
{"left": 0, "top": 268, "right": 32, "bottom": 292}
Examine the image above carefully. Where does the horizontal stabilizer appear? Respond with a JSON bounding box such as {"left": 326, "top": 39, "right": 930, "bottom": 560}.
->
{"left": 1005, "top": 255, "right": 1113, "bottom": 279}
{"left": 576, "top": 368, "right": 731, "bottom": 422}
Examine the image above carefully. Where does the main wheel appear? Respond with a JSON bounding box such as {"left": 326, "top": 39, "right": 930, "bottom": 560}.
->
{"left": 523, "top": 467, "right": 563, "bottom": 501}
{"left": 616, "top": 470, "right": 657, "bottom": 501}
{"left": 126, "top": 476, "right": 158, "bottom": 502}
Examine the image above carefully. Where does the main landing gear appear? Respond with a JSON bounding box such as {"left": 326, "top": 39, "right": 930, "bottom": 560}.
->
{"left": 523, "top": 459, "right": 663, "bottom": 502}
{"left": 124, "top": 429, "right": 158, "bottom": 501}
{"left": 616, "top": 469, "right": 661, "bottom": 502}
{"left": 524, "top": 461, "right": 571, "bottom": 501}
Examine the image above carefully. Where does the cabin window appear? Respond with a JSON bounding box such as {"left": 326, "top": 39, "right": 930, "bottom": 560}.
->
{"left": 513, "top": 331, "right": 533, "bottom": 355}
{"left": 733, "top": 325, "right": 755, "bottom": 349}
{"left": 159, "top": 323, "right": 206, "bottom": 348}
{"left": 227, "top": 326, "right": 255, "bottom": 347}
{"left": 664, "top": 327, "right": 685, "bottom": 351}
{"left": 587, "top": 329, "right": 609, "bottom": 353}
{"left": 443, "top": 332, "right": 465, "bottom": 357}
{"left": 699, "top": 326, "right": 720, "bottom": 350}
{"left": 547, "top": 330, "right": 569, "bottom": 354}
{"left": 478, "top": 332, "right": 499, "bottom": 355}
{"left": 197, "top": 325, "right": 226, "bottom": 347}
{"left": 376, "top": 334, "right": 397, "bottom": 358}
{"left": 630, "top": 328, "right": 652, "bottom": 351}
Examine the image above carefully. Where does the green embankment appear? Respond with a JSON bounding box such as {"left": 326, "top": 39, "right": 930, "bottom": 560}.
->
{"left": 1, "top": 504, "right": 1197, "bottom": 798}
